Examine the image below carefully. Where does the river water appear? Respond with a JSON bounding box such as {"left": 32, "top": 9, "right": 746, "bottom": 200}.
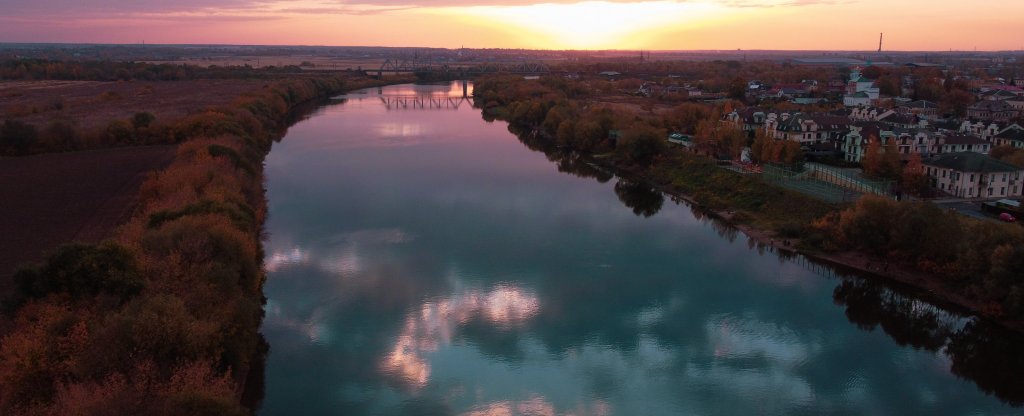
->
{"left": 259, "top": 82, "right": 1021, "bottom": 415}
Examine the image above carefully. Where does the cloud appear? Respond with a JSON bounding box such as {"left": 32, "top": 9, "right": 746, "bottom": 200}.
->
{"left": 1, "top": 0, "right": 857, "bottom": 18}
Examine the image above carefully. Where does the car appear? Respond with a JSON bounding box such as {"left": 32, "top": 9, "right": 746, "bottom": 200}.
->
{"left": 999, "top": 212, "right": 1017, "bottom": 222}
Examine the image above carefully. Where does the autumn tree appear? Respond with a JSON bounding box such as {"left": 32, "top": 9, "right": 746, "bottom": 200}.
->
{"left": 861, "top": 136, "right": 886, "bottom": 178}
{"left": 902, "top": 151, "right": 930, "bottom": 196}
{"left": 618, "top": 123, "right": 667, "bottom": 165}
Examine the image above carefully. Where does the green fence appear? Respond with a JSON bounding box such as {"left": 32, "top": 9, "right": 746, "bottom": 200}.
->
{"left": 762, "top": 163, "right": 894, "bottom": 203}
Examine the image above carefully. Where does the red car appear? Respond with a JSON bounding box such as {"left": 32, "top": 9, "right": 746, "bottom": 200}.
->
{"left": 999, "top": 212, "right": 1017, "bottom": 222}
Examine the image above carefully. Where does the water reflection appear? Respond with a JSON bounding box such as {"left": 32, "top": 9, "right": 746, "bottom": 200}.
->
{"left": 834, "top": 277, "right": 1024, "bottom": 406}
{"left": 383, "top": 285, "right": 540, "bottom": 389}
{"left": 260, "top": 83, "right": 1024, "bottom": 415}
{"left": 613, "top": 180, "right": 664, "bottom": 218}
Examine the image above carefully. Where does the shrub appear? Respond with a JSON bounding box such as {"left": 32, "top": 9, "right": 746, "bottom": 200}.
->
{"left": 1, "top": 119, "right": 38, "bottom": 154}
{"left": 13, "top": 242, "right": 144, "bottom": 304}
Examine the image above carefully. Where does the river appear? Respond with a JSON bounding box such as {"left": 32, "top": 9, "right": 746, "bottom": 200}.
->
{"left": 258, "top": 82, "right": 1022, "bottom": 415}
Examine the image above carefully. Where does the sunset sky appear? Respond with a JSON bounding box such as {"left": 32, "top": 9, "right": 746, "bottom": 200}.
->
{"left": 1, "top": 0, "right": 1022, "bottom": 51}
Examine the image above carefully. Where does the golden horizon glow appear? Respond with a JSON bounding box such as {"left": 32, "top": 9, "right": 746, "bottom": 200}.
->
{"left": 447, "top": 1, "right": 724, "bottom": 50}
{"left": 1, "top": 0, "right": 1023, "bottom": 51}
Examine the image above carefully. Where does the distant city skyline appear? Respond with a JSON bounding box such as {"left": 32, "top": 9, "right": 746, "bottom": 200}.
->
{"left": 1, "top": 0, "right": 1022, "bottom": 51}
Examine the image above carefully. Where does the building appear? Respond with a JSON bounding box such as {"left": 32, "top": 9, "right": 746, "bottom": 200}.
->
{"left": 993, "top": 127, "right": 1024, "bottom": 149}
{"left": 933, "top": 134, "right": 991, "bottom": 155}
{"left": 766, "top": 113, "right": 849, "bottom": 144}
{"left": 843, "top": 67, "right": 879, "bottom": 107}
{"left": 923, "top": 152, "right": 1024, "bottom": 198}
{"left": 897, "top": 100, "right": 940, "bottom": 120}
{"left": 967, "top": 100, "right": 1019, "bottom": 121}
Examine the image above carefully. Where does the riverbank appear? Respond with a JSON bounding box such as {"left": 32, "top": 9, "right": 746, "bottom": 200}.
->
{"left": 0, "top": 71, "right": 411, "bottom": 414}
{"left": 508, "top": 116, "right": 1024, "bottom": 335}
{"left": 589, "top": 145, "right": 1024, "bottom": 333}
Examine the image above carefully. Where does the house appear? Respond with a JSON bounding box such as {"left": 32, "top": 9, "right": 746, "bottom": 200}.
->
{"left": 842, "top": 122, "right": 891, "bottom": 162}
{"left": 1007, "top": 95, "right": 1024, "bottom": 112}
{"left": 878, "top": 112, "right": 921, "bottom": 129}
{"left": 966, "top": 100, "right": 1019, "bottom": 121}
{"left": 993, "top": 127, "right": 1024, "bottom": 149}
{"left": 959, "top": 120, "right": 1004, "bottom": 141}
{"left": 978, "top": 89, "right": 1019, "bottom": 101}
{"left": 767, "top": 113, "right": 849, "bottom": 144}
{"left": 923, "top": 152, "right": 1024, "bottom": 198}
{"left": 933, "top": 134, "right": 991, "bottom": 155}
{"left": 897, "top": 100, "right": 940, "bottom": 120}
{"left": 725, "top": 108, "right": 773, "bottom": 135}
{"left": 848, "top": 106, "right": 893, "bottom": 122}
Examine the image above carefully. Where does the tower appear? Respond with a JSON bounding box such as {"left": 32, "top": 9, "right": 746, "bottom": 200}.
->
{"left": 878, "top": 33, "right": 883, "bottom": 53}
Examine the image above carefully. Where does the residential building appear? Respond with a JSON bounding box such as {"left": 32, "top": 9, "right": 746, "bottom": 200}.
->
{"left": 967, "top": 100, "right": 1019, "bottom": 121}
{"left": 923, "top": 152, "right": 1024, "bottom": 198}
{"left": 993, "top": 127, "right": 1024, "bottom": 149}
{"left": 897, "top": 100, "right": 940, "bottom": 120}
{"left": 933, "top": 134, "right": 991, "bottom": 155}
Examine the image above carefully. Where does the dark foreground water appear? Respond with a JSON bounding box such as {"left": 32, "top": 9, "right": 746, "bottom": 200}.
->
{"left": 259, "top": 82, "right": 1022, "bottom": 415}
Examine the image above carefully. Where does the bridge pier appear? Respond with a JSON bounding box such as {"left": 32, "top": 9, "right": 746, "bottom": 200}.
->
{"left": 462, "top": 79, "right": 468, "bottom": 98}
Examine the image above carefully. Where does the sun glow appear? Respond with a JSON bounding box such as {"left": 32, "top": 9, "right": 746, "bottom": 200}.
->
{"left": 451, "top": 1, "right": 723, "bottom": 50}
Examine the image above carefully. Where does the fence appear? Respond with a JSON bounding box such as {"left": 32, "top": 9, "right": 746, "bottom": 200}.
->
{"left": 761, "top": 163, "right": 894, "bottom": 203}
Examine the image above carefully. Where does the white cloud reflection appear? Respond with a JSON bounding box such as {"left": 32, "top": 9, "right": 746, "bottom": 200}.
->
{"left": 382, "top": 284, "right": 541, "bottom": 388}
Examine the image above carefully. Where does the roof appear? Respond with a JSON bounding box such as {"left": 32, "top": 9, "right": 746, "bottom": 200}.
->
{"left": 924, "top": 152, "right": 1020, "bottom": 173}
{"left": 942, "top": 134, "right": 987, "bottom": 145}
{"left": 969, "top": 100, "right": 1015, "bottom": 111}
{"left": 900, "top": 100, "right": 938, "bottom": 109}
{"left": 995, "top": 128, "right": 1024, "bottom": 142}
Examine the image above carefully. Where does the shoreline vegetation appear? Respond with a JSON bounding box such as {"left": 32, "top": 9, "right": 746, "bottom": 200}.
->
{"left": 0, "top": 61, "right": 406, "bottom": 414}
{"left": 472, "top": 74, "right": 1024, "bottom": 334}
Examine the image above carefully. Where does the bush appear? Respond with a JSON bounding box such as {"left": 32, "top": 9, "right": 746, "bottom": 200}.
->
{"left": 13, "top": 242, "right": 144, "bottom": 304}
{"left": 1, "top": 119, "right": 38, "bottom": 154}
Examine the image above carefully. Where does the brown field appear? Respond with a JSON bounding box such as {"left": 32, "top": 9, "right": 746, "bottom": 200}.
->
{"left": 0, "top": 78, "right": 272, "bottom": 130}
{"left": 145, "top": 56, "right": 387, "bottom": 71}
{"left": 0, "top": 146, "right": 176, "bottom": 296}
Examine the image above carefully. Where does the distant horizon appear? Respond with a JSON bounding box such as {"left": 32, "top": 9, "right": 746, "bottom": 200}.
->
{"left": 2, "top": 41, "right": 1023, "bottom": 55}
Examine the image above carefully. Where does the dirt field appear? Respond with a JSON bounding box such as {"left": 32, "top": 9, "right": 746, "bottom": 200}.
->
{"left": 0, "top": 146, "right": 176, "bottom": 295}
{"left": 145, "top": 56, "right": 386, "bottom": 71}
{"left": 0, "top": 79, "right": 271, "bottom": 131}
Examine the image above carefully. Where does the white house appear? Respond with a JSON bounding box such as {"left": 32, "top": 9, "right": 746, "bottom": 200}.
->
{"left": 923, "top": 152, "right": 1024, "bottom": 198}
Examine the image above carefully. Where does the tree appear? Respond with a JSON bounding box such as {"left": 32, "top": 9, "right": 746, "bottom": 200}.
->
{"left": 861, "top": 136, "right": 884, "bottom": 178}
{"left": 902, "top": 151, "right": 929, "bottom": 196}
{"left": 941, "top": 89, "right": 974, "bottom": 118}
{"left": 618, "top": 123, "right": 667, "bottom": 165}
{"left": 862, "top": 65, "right": 883, "bottom": 80}
{"left": 750, "top": 129, "right": 770, "bottom": 163}
{"left": 132, "top": 112, "right": 156, "bottom": 130}
{"left": 882, "top": 140, "right": 903, "bottom": 179}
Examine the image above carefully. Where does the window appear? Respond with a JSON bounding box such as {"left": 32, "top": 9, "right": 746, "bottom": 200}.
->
{"left": 1001, "top": 187, "right": 1006, "bottom": 195}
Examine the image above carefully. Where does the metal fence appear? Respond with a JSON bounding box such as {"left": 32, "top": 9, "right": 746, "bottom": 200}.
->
{"left": 761, "top": 163, "right": 894, "bottom": 203}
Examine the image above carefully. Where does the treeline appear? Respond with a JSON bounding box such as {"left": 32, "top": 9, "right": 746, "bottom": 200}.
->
{"left": 0, "top": 59, "right": 338, "bottom": 82}
{"left": 476, "top": 74, "right": 1024, "bottom": 324}
{"left": 1, "top": 112, "right": 168, "bottom": 156}
{"left": 0, "top": 75, "right": 379, "bottom": 414}
{"left": 815, "top": 195, "right": 1024, "bottom": 318}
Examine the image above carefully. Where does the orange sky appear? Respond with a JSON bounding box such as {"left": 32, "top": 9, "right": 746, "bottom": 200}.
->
{"left": 1, "top": 0, "right": 1022, "bottom": 51}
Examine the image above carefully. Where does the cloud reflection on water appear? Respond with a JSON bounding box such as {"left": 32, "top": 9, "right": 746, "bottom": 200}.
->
{"left": 382, "top": 284, "right": 541, "bottom": 389}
